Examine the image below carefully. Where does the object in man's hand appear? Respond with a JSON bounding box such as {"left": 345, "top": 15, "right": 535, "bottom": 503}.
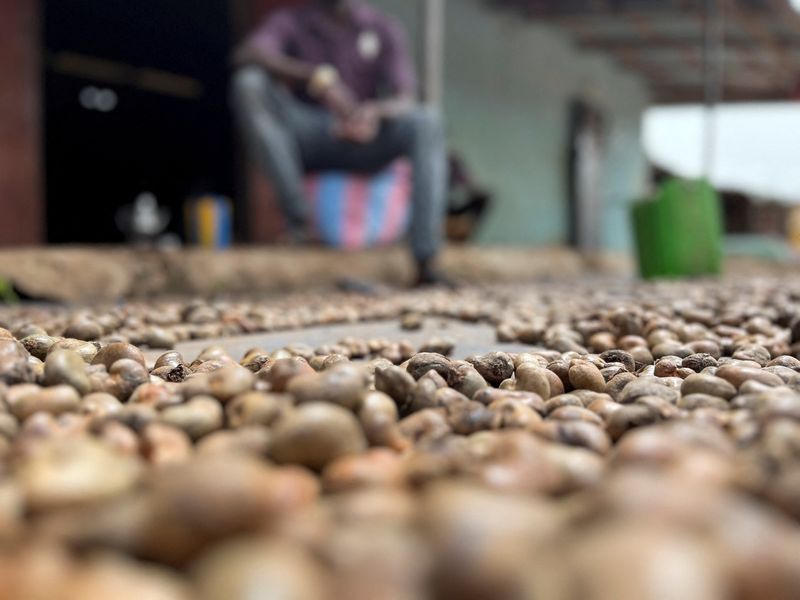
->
{"left": 308, "top": 64, "right": 340, "bottom": 98}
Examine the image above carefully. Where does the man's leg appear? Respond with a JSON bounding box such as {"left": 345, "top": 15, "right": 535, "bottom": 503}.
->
{"left": 230, "top": 66, "right": 315, "bottom": 234}
{"left": 302, "top": 107, "right": 449, "bottom": 277}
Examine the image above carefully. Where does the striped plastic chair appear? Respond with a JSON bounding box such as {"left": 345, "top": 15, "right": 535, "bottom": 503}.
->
{"left": 305, "top": 160, "right": 412, "bottom": 249}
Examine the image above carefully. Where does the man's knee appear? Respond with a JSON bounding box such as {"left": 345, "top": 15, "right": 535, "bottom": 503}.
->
{"left": 232, "top": 66, "right": 271, "bottom": 96}
{"left": 405, "top": 106, "right": 445, "bottom": 139}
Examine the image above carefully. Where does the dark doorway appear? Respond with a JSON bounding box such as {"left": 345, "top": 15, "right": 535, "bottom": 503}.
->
{"left": 566, "top": 98, "right": 607, "bottom": 250}
{"left": 43, "top": 0, "right": 235, "bottom": 243}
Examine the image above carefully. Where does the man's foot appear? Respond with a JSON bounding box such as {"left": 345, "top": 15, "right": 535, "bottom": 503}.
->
{"left": 414, "top": 259, "right": 459, "bottom": 289}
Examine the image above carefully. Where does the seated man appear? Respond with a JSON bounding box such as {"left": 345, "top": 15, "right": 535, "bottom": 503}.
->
{"left": 232, "top": 0, "right": 449, "bottom": 286}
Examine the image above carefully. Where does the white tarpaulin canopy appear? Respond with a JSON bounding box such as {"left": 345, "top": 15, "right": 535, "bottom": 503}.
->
{"left": 642, "top": 102, "right": 800, "bottom": 204}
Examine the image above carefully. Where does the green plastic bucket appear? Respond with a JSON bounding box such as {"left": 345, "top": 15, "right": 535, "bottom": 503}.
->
{"left": 632, "top": 178, "right": 723, "bottom": 279}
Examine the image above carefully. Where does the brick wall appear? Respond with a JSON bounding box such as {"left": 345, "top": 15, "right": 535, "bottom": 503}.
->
{"left": 0, "top": 0, "right": 44, "bottom": 245}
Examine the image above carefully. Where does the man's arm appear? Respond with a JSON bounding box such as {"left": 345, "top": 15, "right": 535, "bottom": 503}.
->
{"left": 232, "top": 12, "right": 358, "bottom": 117}
{"left": 232, "top": 42, "right": 315, "bottom": 89}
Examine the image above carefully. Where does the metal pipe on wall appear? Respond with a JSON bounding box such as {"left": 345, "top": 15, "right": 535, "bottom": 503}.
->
{"left": 421, "top": 0, "right": 445, "bottom": 109}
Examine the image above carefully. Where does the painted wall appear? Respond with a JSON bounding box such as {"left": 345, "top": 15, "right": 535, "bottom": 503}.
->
{"left": 370, "top": 0, "right": 651, "bottom": 249}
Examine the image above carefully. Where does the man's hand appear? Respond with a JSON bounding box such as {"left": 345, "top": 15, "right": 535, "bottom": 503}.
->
{"left": 335, "top": 102, "right": 382, "bottom": 144}
{"left": 319, "top": 81, "right": 359, "bottom": 121}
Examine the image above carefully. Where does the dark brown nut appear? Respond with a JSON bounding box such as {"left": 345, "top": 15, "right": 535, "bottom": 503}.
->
{"left": 680, "top": 373, "right": 737, "bottom": 400}
{"left": 268, "top": 402, "right": 367, "bottom": 471}
{"left": 678, "top": 393, "right": 730, "bottom": 411}
{"left": 472, "top": 389, "right": 546, "bottom": 415}
{"left": 17, "top": 438, "right": 143, "bottom": 511}
{"left": 682, "top": 353, "right": 719, "bottom": 373}
{"left": 515, "top": 364, "right": 551, "bottom": 399}
{"left": 406, "top": 353, "right": 453, "bottom": 381}
{"left": 409, "top": 377, "right": 440, "bottom": 413}
{"left": 79, "top": 392, "right": 123, "bottom": 417}
{"left": 547, "top": 360, "right": 572, "bottom": 392}
{"left": 544, "top": 394, "right": 584, "bottom": 414}
{"left": 287, "top": 363, "right": 367, "bottom": 411}
{"left": 568, "top": 362, "right": 606, "bottom": 392}
{"left": 654, "top": 356, "right": 682, "bottom": 378}
{"left": 0, "top": 339, "right": 36, "bottom": 384}
{"left": 7, "top": 384, "right": 81, "bottom": 420}
{"left": 161, "top": 396, "right": 224, "bottom": 440}
{"left": 240, "top": 351, "right": 272, "bottom": 374}
{"left": 534, "top": 420, "right": 611, "bottom": 454}
{"left": 152, "top": 364, "right": 191, "bottom": 383}
{"left": 599, "top": 349, "right": 636, "bottom": 372}
{"left": 618, "top": 378, "right": 680, "bottom": 405}
{"left": 447, "top": 361, "right": 489, "bottom": 398}
{"left": 43, "top": 349, "right": 91, "bottom": 395}
{"left": 466, "top": 352, "right": 515, "bottom": 387}
{"left": 20, "top": 334, "right": 56, "bottom": 361}
{"left": 398, "top": 408, "right": 451, "bottom": 442}
{"left": 600, "top": 365, "right": 626, "bottom": 382}
{"left": 605, "top": 405, "right": 661, "bottom": 440}
{"left": 155, "top": 351, "right": 186, "bottom": 370}
{"left": 732, "top": 344, "right": 771, "bottom": 367}
{"left": 375, "top": 365, "right": 416, "bottom": 414}
{"left": 321, "top": 448, "right": 405, "bottom": 493}
{"left": 91, "top": 342, "right": 145, "bottom": 370}
{"left": 262, "top": 357, "right": 314, "bottom": 392}
{"left": 226, "top": 392, "right": 291, "bottom": 429}
{"left": 104, "top": 359, "right": 150, "bottom": 402}
{"left": 716, "top": 365, "right": 784, "bottom": 389}
{"left": 548, "top": 405, "right": 604, "bottom": 426}
{"left": 358, "top": 391, "right": 409, "bottom": 451}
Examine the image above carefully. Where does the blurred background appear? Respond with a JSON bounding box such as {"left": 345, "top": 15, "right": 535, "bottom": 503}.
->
{"left": 2, "top": 0, "right": 800, "bottom": 294}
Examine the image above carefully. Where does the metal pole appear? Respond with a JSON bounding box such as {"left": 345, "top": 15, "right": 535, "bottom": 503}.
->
{"left": 422, "top": 0, "right": 446, "bottom": 109}
{"left": 703, "top": 0, "right": 725, "bottom": 179}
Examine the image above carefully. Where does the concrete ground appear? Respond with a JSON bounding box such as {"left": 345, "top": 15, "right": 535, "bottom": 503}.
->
{"left": 145, "top": 317, "right": 532, "bottom": 366}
